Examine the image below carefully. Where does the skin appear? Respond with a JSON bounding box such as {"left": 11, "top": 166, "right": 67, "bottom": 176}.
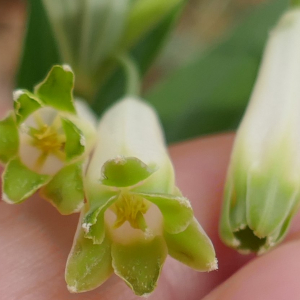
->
{"left": 1, "top": 132, "right": 300, "bottom": 300}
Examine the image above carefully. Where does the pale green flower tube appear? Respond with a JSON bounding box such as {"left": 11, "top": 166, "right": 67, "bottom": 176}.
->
{"left": 220, "top": 8, "right": 300, "bottom": 254}
{"left": 66, "top": 97, "right": 217, "bottom": 296}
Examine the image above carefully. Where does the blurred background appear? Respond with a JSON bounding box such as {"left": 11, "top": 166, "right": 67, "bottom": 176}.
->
{"left": 0, "top": 0, "right": 287, "bottom": 143}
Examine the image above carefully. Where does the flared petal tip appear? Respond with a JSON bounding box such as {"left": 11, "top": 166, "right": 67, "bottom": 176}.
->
{"left": 2, "top": 192, "right": 14, "bottom": 204}
{"left": 140, "top": 292, "right": 152, "bottom": 298}
{"left": 67, "top": 285, "right": 78, "bottom": 293}
{"left": 62, "top": 64, "right": 73, "bottom": 72}
{"left": 13, "top": 89, "right": 25, "bottom": 101}
{"left": 207, "top": 258, "right": 218, "bottom": 272}
{"left": 82, "top": 222, "right": 92, "bottom": 234}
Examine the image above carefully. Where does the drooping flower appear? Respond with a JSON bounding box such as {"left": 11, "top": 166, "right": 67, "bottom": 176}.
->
{"left": 219, "top": 7, "right": 300, "bottom": 254}
{"left": 0, "top": 65, "right": 96, "bottom": 214}
{"left": 65, "top": 98, "right": 217, "bottom": 296}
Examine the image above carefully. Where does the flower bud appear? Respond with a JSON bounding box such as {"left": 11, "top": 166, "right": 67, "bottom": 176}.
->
{"left": 219, "top": 8, "right": 300, "bottom": 254}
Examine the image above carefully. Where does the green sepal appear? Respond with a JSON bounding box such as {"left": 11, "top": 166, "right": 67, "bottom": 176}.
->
{"left": 0, "top": 113, "right": 19, "bottom": 163}
{"left": 13, "top": 90, "right": 42, "bottom": 124}
{"left": 2, "top": 158, "right": 50, "bottom": 204}
{"left": 111, "top": 236, "right": 167, "bottom": 296}
{"left": 83, "top": 194, "right": 118, "bottom": 244}
{"left": 61, "top": 118, "right": 85, "bottom": 162}
{"left": 165, "top": 218, "right": 217, "bottom": 271}
{"left": 101, "top": 157, "right": 156, "bottom": 188}
{"left": 137, "top": 192, "right": 193, "bottom": 234}
{"left": 35, "top": 65, "right": 76, "bottom": 113}
{"left": 65, "top": 225, "right": 113, "bottom": 293}
{"left": 40, "top": 162, "right": 84, "bottom": 215}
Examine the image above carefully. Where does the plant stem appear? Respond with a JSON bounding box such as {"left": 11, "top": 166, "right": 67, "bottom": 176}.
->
{"left": 117, "top": 54, "right": 141, "bottom": 97}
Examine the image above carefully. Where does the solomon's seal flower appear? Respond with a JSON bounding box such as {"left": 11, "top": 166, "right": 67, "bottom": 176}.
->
{"left": 65, "top": 98, "right": 217, "bottom": 296}
{"left": 0, "top": 65, "right": 96, "bottom": 214}
{"left": 219, "top": 7, "right": 300, "bottom": 254}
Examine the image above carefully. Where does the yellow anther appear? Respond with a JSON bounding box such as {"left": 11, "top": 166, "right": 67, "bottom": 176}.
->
{"left": 26, "top": 112, "right": 66, "bottom": 170}
{"left": 111, "top": 193, "right": 150, "bottom": 231}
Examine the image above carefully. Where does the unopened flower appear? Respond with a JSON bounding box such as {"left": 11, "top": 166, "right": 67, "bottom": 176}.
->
{"left": 0, "top": 65, "right": 96, "bottom": 214}
{"left": 66, "top": 98, "right": 217, "bottom": 296}
{"left": 219, "top": 8, "right": 300, "bottom": 254}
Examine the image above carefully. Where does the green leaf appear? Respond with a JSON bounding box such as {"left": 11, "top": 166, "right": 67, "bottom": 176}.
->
{"left": 136, "top": 192, "right": 193, "bottom": 234}
{"left": 101, "top": 157, "right": 156, "bottom": 188}
{"left": 290, "top": 0, "right": 300, "bottom": 8}
{"left": 61, "top": 118, "right": 85, "bottom": 162}
{"left": 13, "top": 90, "right": 42, "bottom": 124}
{"left": 91, "top": 3, "right": 185, "bottom": 114}
{"left": 65, "top": 226, "right": 113, "bottom": 293}
{"left": 0, "top": 113, "right": 19, "bottom": 163}
{"left": 40, "top": 162, "right": 84, "bottom": 215}
{"left": 146, "top": 0, "right": 288, "bottom": 143}
{"left": 130, "top": 2, "right": 184, "bottom": 75}
{"left": 165, "top": 218, "right": 217, "bottom": 271}
{"left": 2, "top": 158, "right": 50, "bottom": 204}
{"left": 111, "top": 236, "right": 167, "bottom": 296}
{"left": 35, "top": 65, "right": 76, "bottom": 113}
{"left": 120, "top": 0, "right": 184, "bottom": 50}
{"left": 16, "top": 0, "right": 61, "bottom": 91}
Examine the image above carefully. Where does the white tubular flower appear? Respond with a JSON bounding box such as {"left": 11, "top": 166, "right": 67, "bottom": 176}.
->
{"left": 220, "top": 8, "right": 300, "bottom": 254}
{"left": 65, "top": 98, "right": 217, "bottom": 296}
{"left": 0, "top": 65, "right": 96, "bottom": 214}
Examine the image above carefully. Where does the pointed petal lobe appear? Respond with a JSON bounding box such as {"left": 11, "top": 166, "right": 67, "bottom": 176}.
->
{"left": 165, "top": 217, "right": 217, "bottom": 271}
{"left": 137, "top": 192, "right": 193, "bottom": 234}
{"left": 40, "top": 162, "right": 84, "bottom": 214}
{"left": 111, "top": 236, "right": 167, "bottom": 296}
{"left": 65, "top": 226, "right": 113, "bottom": 293}
{"left": 2, "top": 158, "right": 50, "bottom": 203}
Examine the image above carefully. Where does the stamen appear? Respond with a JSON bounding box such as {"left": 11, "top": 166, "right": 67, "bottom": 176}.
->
{"left": 111, "top": 193, "right": 150, "bottom": 231}
{"left": 25, "top": 111, "right": 66, "bottom": 170}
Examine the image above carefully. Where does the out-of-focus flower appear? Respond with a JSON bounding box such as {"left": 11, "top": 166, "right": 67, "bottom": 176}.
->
{"left": 219, "top": 7, "right": 300, "bottom": 254}
{"left": 65, "top": 98, "right": 217, "bottom": 296}
{"left": 0, "top": 65, "right": 96, "bottom": 214}
{"left": 41, "top": 0, "right": 185, "bottom": 99}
